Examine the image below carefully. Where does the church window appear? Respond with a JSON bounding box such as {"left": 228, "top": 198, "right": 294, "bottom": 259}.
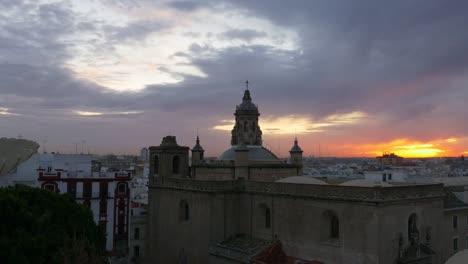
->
{"left": 265, "top": 208, "right": 271, "bottom": 229}
{"left": 453, "top": 237, "right": 459, "bottom": 251}
{"left": 154, "top": 155, "right": 159, "bottom": 174}
{"left": 244, "top": 121, "right": 248, "bottom": 132}
{"left": 408, "top": 213, "right": 419, "bottom": 242}
{"left": 173, "top": 156, "right": 180, "bottom": 174}
{"left": 180, "top": 200, "right": 189, "bottom": 221}
{"left": 330, "top": 214, "right": 339, "bottom": 239}
{"left": 252, "top": 121, "right": 256, "bottom": 131}
{"left": 453, "top": 215, "right": 458, "bottom": 229}
{"left": 322, "top": 210, "right": 339, "bottom": 241}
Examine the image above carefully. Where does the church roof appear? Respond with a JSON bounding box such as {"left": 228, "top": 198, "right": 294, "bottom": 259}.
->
{"left": 191, "top": 136, "right": 204, "bottom": 152}
{"left": 445, "top": 249, "right": 468, "bottom": 264}
{"left": 218, "top": 145, "right": 278, "bottom": 161}
{"left": 289, "top": 137, "right": 303, "bottom": 153}
{"left": 236, "top": 89, "right": 258, "bottom": 112}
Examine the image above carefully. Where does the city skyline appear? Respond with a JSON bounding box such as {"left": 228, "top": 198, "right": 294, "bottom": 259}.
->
{"left": 1, "top": 0, "right": 468, "bottom": 157}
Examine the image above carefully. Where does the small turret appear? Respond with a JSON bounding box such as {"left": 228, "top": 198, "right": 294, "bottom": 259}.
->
{"left": 191, "top": 136, "right": 204, "bottom": 164}
{"left": 148, "top": 136, "right": 190, "bottom": 181}
{"left": 289, "top": 137, "right": 303, "bottom": 175}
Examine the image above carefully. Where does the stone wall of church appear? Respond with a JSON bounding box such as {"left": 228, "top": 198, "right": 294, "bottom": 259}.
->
{"left": 376, "top": 199, "right": 445, "bottom": 264}
{"left": 237, "top": 194, "right": 446, "bottom": 264}
{"left": 147, "top": 179, "right": 449, "bottom": 264}
{"left": 442, "top": 209, "right": 468, "bottom": 262}
{"left": 192, "top": 167, "right": 235, "bottom": 180}
{"left": 146, "top": 187, "right": 240, "bottom": 263}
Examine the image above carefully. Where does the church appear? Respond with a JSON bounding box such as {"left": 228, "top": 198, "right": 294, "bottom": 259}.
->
{"left": 146, "top": 86, "right": 464, "bottom": 264}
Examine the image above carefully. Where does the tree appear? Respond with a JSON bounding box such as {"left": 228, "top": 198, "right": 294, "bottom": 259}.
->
{"left": 0, "top": 185, "right": 107, "bottom": 264}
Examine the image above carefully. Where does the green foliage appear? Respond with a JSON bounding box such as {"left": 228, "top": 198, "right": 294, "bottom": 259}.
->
{"left": 0, "top": 185, "right": 107, "bottom": 264}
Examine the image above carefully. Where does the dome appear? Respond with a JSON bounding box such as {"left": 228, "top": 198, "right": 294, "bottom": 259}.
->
{"left": 445, "top": 249, "right": 468, "bottom": 264}
{"left": 191, "top": 136, "right": 204, "bottom": 152}
{"left": 276, "top": 176, "right": 327, "bottom": 185}
{"left": 340, "top": 179, "right": 393, "bottom": 187}
{"left": 289, "top": 137, "right": 303, "bottom": 153}
{"left": 236, "top": 89, "right": 258, "bottom": 112}
{"left": 218, "top": 145, "right": 278, "bottom": 161}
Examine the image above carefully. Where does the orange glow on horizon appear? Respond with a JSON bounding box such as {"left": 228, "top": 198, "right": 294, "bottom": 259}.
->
{"left": 342, "top": 138, "right": 465, "bottom": 158}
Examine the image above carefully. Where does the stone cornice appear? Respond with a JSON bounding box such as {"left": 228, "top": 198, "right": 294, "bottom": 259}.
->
{"left": 149, "top": 178, "right": 445, "bottom": 203}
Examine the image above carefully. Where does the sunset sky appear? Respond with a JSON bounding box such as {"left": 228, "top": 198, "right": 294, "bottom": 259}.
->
{"left": 1, "top": 0, "right": 468, "bottom": 157}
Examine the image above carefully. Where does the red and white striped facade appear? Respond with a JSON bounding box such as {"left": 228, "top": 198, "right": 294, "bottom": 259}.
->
{"left": 36, "top": 154, "right": 131, "bottom": 255}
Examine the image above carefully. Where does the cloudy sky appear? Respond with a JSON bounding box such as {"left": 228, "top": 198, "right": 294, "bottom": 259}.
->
{"left": 1, "top": 0, "right": 468, "bottom": 157}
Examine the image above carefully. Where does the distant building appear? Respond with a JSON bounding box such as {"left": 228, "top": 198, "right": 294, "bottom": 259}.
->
{"left": 376, "top": 152, "right": 404, "bottom": 166}
{"left": 128, "top": 199, "right": 147, "bottom": 263}
{"left": 139, "top": 148, "right": 149, "bottom": 162}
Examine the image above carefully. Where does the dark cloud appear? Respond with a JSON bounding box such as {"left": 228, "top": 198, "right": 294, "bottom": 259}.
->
{"left": 1, "top": 0, "right": 468, "bottom": 155}
{"left": 167, "top": 1, "right": 205, "bottom": 11}
{"left": 219, "top": 29, "right": 267, "bottom": 42}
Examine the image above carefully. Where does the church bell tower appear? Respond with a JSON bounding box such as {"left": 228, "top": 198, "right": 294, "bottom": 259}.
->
{"left": 231, "top": 81, "right": 263, "bottom": 146}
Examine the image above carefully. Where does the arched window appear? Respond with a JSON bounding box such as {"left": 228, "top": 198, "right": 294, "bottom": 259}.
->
{"left": 244, "top": 121, "right": 248, "bottom": 132}
{"left": 154, "top": 155, "right": 159, "bottom": 174}
{"left": 265, "top": 208, "right": 271, "bottom": 229}
{"left": 322, "top": 210, "right": 340, "bottom": 240}
{"left": 180, "top": 200, "right": 189, "bottom": 221}
{"left": 258, "top": 204, "right": 271, "bottom": 229}
{"left": 252, "top": 121, "right": 256, "bottom": 131}
{"left": 330, "top": 214, "right": 339, "bottom": 239}
{"left": 408, "top": 213, "right": 419, "bottom": 243}
{"left": 173, "top": 156, "right": 180, "bottom": 174}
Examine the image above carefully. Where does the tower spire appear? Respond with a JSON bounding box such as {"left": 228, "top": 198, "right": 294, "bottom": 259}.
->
{"left": 245, "top": 80, "right": 249, "bottom": 90}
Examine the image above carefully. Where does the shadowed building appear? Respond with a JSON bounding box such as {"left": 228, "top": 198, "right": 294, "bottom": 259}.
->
{"left": 146, "top": 87, "right": 465, "bottom": 264}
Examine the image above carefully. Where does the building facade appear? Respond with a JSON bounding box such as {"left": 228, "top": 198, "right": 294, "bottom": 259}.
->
{"left": 2, "top": 153, "right": 132, "bottom": 255}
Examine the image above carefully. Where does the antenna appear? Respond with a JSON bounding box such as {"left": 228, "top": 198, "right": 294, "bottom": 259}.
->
{"left": 81, "top": 139, "right": 86, "bottom": 155}
{"left": 42, "top": 137, "right": 48, "bottom": 154}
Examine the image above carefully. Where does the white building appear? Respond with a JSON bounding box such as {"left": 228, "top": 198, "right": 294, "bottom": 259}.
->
{"left": 1, "top": 153, "right": 131, "bottom": 256}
